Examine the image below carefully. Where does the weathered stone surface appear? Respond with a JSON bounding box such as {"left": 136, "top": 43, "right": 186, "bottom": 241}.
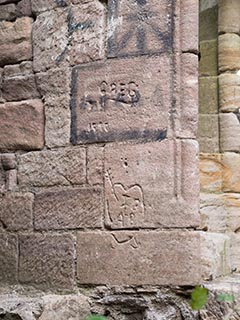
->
{"left": 45, "top": 95, "right": 71, "bottom": 148}
{"left": 220, "top": 113, "right": 240, "bottom": 152}
{"left": 199, "top": 40, "right": 218, "bottom": 76}
{"left": 104, "top": 140, "right": 199, "bottom": 229}
{"left": 180, "top": 0, "right": 199, "bottom": 52}
{"left": 35, "top": 67, "right": 71, "bottom": 98}
{"left": 0, "top": 17, "right": 33, "bottom": 67}
{"left": 0, "top": 233, "right": 18, "bottom": 283}
{"left": 5, "top": 169, "right": 17, "bottom": 192}
{"left": 198, "top": 114, "right": 219, "bottom": 153}
{"left": 0, "top": 192, "right": 33, "bottom": 231}
{"left": 0, "top": 4, "right": 17, "bottom": 21}
{"left": 219, "top": 0, "right": 240, "bottom": 34}
{"left": 200, "top": 153, "right": 223, "bottom": 193}
{"left": 39, "top": 295, "right": 90, "bottom": 320}
{"left": 200, "top": 232, "right": 231, "bottom": 280}
{"left": 87, "top": 145, "right": 104, "bottom": 185}
{"left": 219, "top": 34, "right": 240, "bottom": 73}
{"left": 34, "top": 187, "right": 103, "bottom": 230}
{"left": 178, "top": 53, "right": 198, "bottom": 138}
{"left": 17, "top": 0, "right": 32, "bottom": 17}
{"left": 1, "top": 154, "right": 16, "bottom": 170}
{"left": 200, "top": 5, "right": 218, "bottom": 41}
{"left": 222, "top": 152, "right": 240, "bottom": 193}
{"left": 107, "top": 0, "right": 173, "bottom": 57}
{"left": 31, "top": 0, "right": 70, "bottom": 14}
{"left": 33, "top": 3, "right": 105, "bottom": 72}
{"left": 19, "top": 234, "right": 75, "bottom": 289}
{"left": 0, "top": 100, "right": 44, "bottom": 151}
{"left": 77, "top": 231, "right": 200, "bottom": 285}
{"left": 71, "top": 55, "right": 171, "bottom": 144}
{"left": 219, "top": 73, "right": 240, "bottom": 112}
{"left": 199, "top": 77, "right": 218, "bottom": 114}
{"left": 18, "top": 147, "right": 86, "bottom": 188}
{"left": 0, "top": 0, "right": 19, "bottom": 4}
{"left": 229, "top": 233, "right": 240, "bottom": 271}
{"left": 2, "top": 62, "right": 40, "bottom": 102}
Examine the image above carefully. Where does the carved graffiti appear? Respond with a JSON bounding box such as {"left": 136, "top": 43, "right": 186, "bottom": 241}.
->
{"left": 108, "top": 0, "right": 173, "bottom": 57}
{"left": 105, "top": 169, "right": 145, "bottom": 228}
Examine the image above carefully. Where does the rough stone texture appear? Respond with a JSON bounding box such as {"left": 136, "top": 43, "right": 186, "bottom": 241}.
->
{"left": 33, "top": 3, "right": 106, "bottom": 72}
{"left": 219, "top": 73, "right": 240, "bottom": 112}
{"left": 44, "top": 95, "right": 71, "bottom": 148}
{"left": 0, "top": 233, "right": 18, "bottom": 283}
{"left": 0, "top": 192, "right": 33, "bottom": 231}
{"left": 199, "top": 77, "right": 218, "bottom": 114}
{"left": 18, "top": 147, "right": 86, "bottom": 188}
{"left": 200, "top": 232, "right": 231, "bottom": 280}
{"left": 219, "top": 0, "right": 240, "bottom": 34}
{"left": 178, "top": 53, "right": 198, "bottom": 138}
{"left": 199, "top": 4, "right": 218, "bottom": 41}
{"left": 77, "top": 231, "right": 201, "bottom": 286}
{"left": 71, "top": 55, "right": 171, "bottom": 144}
{"left": 87, "top": 145, "right": 104, "bottom": 185}
{"left": 1, "top": 154, "right": 16, "bottom": 170}
{"left": 219, "top": 33, "right": 240, "bottom": 73}
{"left": 180, "top": 0, "right": 199, "bottom": 52}
{"left": 19, "top": 234, "right": 75, "bottom": 290}
{"left": 2, "top": 62, "right": 40, "bottom": 102}
{"left": 220, "top": 113, "right": 240, "bottom": 152}
{"left": 31, "top": 0, "right": 70, "bottom": 14}
{"left": 5, "top": 170, "right": 17, "bottom": 192}
{"left": 0, "top": 4, "right": 17, "bottom": 21}
{"left": 34, "top": 187, "right": 103, "bottom": 230}
{"left": 0, "top": 0, "right": 19, "bottom": 4}
{"left": 104, "top": 140, "right": 199, "bottom": 229}
{"left": 198, "top": 114, "right": 219, "bottom": 153}
{"left": 0, "top": 17, "right": 33, "bottom": 67}
{"left": 200, "top": 154, "right": 223, "bottom": 193}
{"left": 0, "top": 100, "right": 44, "bottom": 151}
{"left": 17, "top": 0, "right": 32, "bottom": 17}
{"left": 199, "top": 40, "right": 218, "bottom": 76}
{"left": 222, "top": 152, "right": 240, "bottom": 193}
{"left": 229, "top": 233, "right": 240, "bottom": 271}
{"left": 107, "top": 0, "right": 173, "bottom": 57}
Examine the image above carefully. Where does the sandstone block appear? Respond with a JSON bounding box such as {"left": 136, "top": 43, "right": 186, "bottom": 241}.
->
{"left": 219, "top": 0, "right": 240, "bottom": 34}
{"left": 200, "top": 153, "right": 223, "bottom": 193}
{"left": 18, "top": 147, "right": 86, "bottom": 188}
{"left": 0, "top": 17, "right": 33, "bottom": 66}
{"left": 0, "top": 192, "right": 33, "bottom": 231}
{"left": 201, "top": 232, "right": 231, "bottom": 280}
{"left": 198, "top": 114, "right": 219, "bottom": 153}
{"left": 35, "top": 67, "right": 71, "bottom": 98}
{"left": 0, "top": 4, "right": 17, "bottom": 21}
{"left": 5, "top": 169, "right": 17, "bottom": 191}
{"left": 229, "top": 233, "right": 240, "bottom": 272}
{"left": 104, "top": 140, "right": 199, "bottom": 229}
{"left": 31, "top": 0, "right": 70, "bottom": 14}
{"left": 87, "top": 145, "right": 104, "bottom": 185}
{"left": 180, "top": 0, "right": 199, "bottom": 52}
{"left": 34, "top": 187, "right": 103, "bottom": 230}
{"left": 0, "top": 233, "right": 18, "bottom": 283}
{"left": 178, "top": 53, "right": 198, "bottom": 138}
{"left": 200, "top": 5, "right": 218, "bottom": 41}
{"left": 71, "top": 55, "right": 171, "bottom": 144}
{"left": 219, "top": 34, "right": 240, "bottom": 73}
{"left": 2, "top": 62, "right": 40, "bottom": 101}
{"left": 0, "top": 99, "right": 44, "bottom": 151}
{"left": 107, "top": 0, "right": 173, "bottom": 57}
{"left": 77, "top": 231, "right": 201, "bottom": 285}
{"left": 1, "top": 154, "right": 16, "bottom": 170}
{"left": 220, "top": 113, "right": 240, "bottom": 152}
{"left": 45, "top": 95, "right": 71, "bottom": 148}
{"left": 39, "top": 295, "right": 90, "bottom": 320}
{"left": 222, "top": 152, "right": 240, "bottom": 193}
{"left": 219, "top": 73, "right": 240, "bottom": 112}
{"left": 199, "top": 40, "right": 218, "bottom": 76}
{"left": 17, "top": 0, "right": 32, "bottom": 17}
{"left": 19, "top": 234, "right": 75, "bottom": 289}
{"left": 199, "top": 77, "right": 218, "bottom": 114}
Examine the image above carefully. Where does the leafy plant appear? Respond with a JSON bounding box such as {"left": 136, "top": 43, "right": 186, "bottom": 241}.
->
{"left": 190, "top": 286, "right": 209, "bottom": 311}
{"left": 216, "top": 293, "right": 234, "bottom": 303}
{"left": 86, "top": 315, "right": 107, "bottom": 320}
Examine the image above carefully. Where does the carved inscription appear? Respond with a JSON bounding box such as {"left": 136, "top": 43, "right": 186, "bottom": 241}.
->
{"left": 71, "top": 56, "right": 172, "bottom": 144}
{"left": 107, "top": 0, "right": 173, "bottom": 57}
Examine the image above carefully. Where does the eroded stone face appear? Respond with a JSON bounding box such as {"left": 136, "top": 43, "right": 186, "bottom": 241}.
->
{"left": 0, "top": 233, "right": 18, "bottom": 283}
{"left": 71, "top": 55, "right": 171, "bottom": 144}
{"left": 77, "top": 231, "right": 201, "bottom": 286}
